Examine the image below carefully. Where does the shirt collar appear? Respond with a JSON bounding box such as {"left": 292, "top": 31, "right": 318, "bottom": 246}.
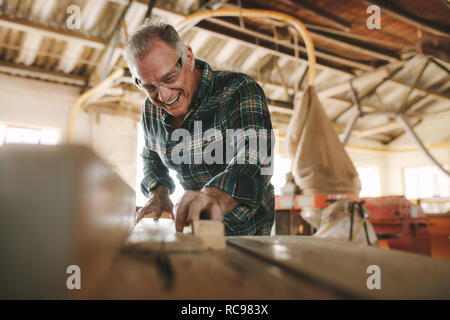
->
{"left": 194, "top": 58, "right": 214, "bottom": 105}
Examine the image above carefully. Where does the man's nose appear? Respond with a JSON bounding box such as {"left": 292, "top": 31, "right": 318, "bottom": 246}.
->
{"left": 157, "top": 86, "right": 173, "bottom": 102}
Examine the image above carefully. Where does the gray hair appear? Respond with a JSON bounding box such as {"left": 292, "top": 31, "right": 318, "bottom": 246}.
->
{"left": 124, "top": 18, "right": 186, "bottom": 75}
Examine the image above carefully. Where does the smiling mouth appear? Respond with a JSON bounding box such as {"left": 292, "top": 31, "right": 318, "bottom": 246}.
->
{"left": 162, "top": 93, "right": 180, "bottom": 106}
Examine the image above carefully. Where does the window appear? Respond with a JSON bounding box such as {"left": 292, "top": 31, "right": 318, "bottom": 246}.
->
{"left": 0, "top": 124, "right": 60, "bottom": 147}
{"left": 403, "top": 165, "right": 449, "bottom": 199}
{"left": 272, "top": 155, "right": 292, "bottom": 195}
{"left": 356, "top": 166, "right": 381, "bottom": 197}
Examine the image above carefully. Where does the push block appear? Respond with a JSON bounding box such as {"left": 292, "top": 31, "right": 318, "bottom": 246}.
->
{"left": 0, "top": 145, "right": 135, "bottom": 299}
{"left": 191, "top": 220, "right": 226, "bottom": 250}
{"left": 123, "top": 217, "right": 202, "bottom": 253}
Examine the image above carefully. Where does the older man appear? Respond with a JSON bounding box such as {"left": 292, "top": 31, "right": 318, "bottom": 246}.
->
{"left": 125, "top": 20, "right": 274, "bottom": 235}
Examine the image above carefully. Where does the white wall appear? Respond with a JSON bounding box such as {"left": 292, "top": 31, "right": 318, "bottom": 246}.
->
{"left": 384, "top": 147, "right": 449, "bottom": 195}
{"left": 0, "top": 73, "right": 138, "bottom": 191}
{"left": 346, "top": 148, "right": 388, "bottom": 195}
{"left": 0, "top": 74, "right": 91, "bottom": 144}
{"left": 384, "top": 110, "right": 450, "bottom": 195}
{"left": 91, "top": 113, "right": 138, "bottom": 190}
{"left": 346, "top": 146, "right": 449, "bottom": 196}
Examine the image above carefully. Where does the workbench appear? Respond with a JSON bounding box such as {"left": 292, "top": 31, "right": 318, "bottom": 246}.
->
{"left": 1, "top": 145, "right": 449, "bottom": 300}
{"left": 88, "top": 232, "right": 450, "bottom": 300}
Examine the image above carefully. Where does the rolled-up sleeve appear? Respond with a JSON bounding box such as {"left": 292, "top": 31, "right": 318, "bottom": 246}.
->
{"left": 204, "top": 78, "right": 274, "bottom": 211}
{"left": 140, "top": 147, "right": 175, "bottom": 197}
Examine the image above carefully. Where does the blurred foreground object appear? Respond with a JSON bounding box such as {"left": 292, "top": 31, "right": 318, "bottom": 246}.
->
{"left": 0, "top": 145, "right": 135, "bottom": 299}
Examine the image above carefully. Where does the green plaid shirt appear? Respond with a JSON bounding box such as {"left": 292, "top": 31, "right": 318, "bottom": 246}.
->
{"left": 140, "top": 59, "right": 274, "bottom": 236}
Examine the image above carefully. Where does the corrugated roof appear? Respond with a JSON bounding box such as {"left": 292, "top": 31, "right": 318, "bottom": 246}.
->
{"left": 0, "top": 0, "right": 448, "bottom": 147}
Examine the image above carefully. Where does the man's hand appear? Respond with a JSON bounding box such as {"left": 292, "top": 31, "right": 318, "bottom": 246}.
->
{"left": 135, "top": 185, "right": 174, "bottom": 224}
{"left": 174, "top": 187, "right": 239, "bottom": 232}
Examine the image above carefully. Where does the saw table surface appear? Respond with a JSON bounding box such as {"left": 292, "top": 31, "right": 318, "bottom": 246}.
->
{"left": 2, "top": 145, "right": 449, "bottom": 300}
{"left": 89, "top": 219, "right": 450, "bottom": 300}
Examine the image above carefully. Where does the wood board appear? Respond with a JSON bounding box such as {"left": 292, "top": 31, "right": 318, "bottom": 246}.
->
{"left": 123, "top": 218, "right": 203, "bottom": 253}
{"left": 90, "top": 244, "right": 341, "bottom": 299}
{"left": 227, "top": 236, "right": 450, "bottom": 299}
{"left": 0, "top": 145, "right": 135, "bottom": 299}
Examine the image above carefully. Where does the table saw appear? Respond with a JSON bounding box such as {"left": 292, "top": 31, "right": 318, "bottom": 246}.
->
{"left": 1, "top": 145, "right": 449, "bottom": 299}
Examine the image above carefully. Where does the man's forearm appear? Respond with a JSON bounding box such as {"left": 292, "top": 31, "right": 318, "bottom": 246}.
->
{"left": 150, "top": 184, "right": 170, "bottom": 197}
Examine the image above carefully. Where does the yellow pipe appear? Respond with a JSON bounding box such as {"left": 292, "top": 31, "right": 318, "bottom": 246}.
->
{"left": 67, "top": 68, "right": 124, "bottom": 143}
{"left": 176, "top": 8, "right": 316, "bottom": 86}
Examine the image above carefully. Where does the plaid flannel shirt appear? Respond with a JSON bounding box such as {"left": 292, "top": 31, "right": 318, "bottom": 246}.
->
{"left": 140, "top": 59, "right": 275, "bottom": 235}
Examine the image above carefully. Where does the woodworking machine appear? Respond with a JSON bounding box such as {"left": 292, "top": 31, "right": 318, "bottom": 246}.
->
{"left": 1, "top": 145, "right": 449, "bottom": 299}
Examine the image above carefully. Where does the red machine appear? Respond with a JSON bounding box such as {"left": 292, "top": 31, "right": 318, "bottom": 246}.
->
{"left": 275, "top": 194, "right": 432, "bottom": 256}
{"left": 362, "top": 196, "right": 431, "bottom": 256}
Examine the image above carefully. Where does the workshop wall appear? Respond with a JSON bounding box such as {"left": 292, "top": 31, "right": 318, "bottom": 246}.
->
{"left": 346, "top": 147, "right": 449, "bottom": 197}
{"left": 0, "top": 74, "right": 91, "bottom": 145}
{"left": 1, "top": 73, "right": 447, "bottom": 201}
{"left": 347, "top": 149, "right": 388, "bottom": 196}
{"left": 385, "top": 147, "right": 449, "bottom": 196}
{"left": 0, "top": 74, "right": 138, "bottom": 191}
{"left": 91, "top": 113, "right": 138, "bottom": 190}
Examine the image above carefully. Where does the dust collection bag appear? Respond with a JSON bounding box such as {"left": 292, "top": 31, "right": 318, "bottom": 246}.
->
{"left": 286, "top": 85, "right": 361, "bottom": 195}
{"left": 285, "top": 86, "right": 378, "bottom": 245}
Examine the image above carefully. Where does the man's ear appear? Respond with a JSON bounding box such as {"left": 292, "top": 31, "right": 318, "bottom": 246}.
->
{"left": 185, "top": 45, "right": 195, "bottom": 70}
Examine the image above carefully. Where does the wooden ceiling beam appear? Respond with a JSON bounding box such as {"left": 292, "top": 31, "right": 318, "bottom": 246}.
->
{"left": 208, "top": 16, "right": 399, "bottom": 62}
{"left": 0, "top": 60, "right": 86, "bottom": 86}
{"left": 241, "top": 0, "right": 411, "bottom": 51}
{"left": 283, "top": 0, "right": 352, "bottom": 31}
{"left": 430, "top": 58, "right": 450, "bottom": 74}
{"left": 384, "top": 119, "right": 422, "bottom": 145}
{"left": 196, "top": 20, "right": 363, "bottom": 74}
{"left": 387, "top": 79, "right": 449, "bottom": 102}
{"left": 303, "top": 23, "right": 413, "bottom": 50}
{"left": 318, "top": 61, "right": 449, "bottom": 103}
{"left": 0, "top": 16, "right": 105, "bottom": 49}
{"left": 85, "top": 0, "right": 133, "bottom": 88}
{"left": 362, "top": 0, "right": 450, "bottom": 36}
{"left": 353, "top": 121, "right": 402, "bottom": 138}
{"left": 306, "top": 28, "right": 400, "bottom": 62}
{"left": 318, "top": 62, "right": 402, "bottom": 99}
{"left": 203, "top": 18, "right": 374, "bottom": 71}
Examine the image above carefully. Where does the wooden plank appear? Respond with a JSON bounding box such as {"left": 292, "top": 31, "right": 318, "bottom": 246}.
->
{"left": 227, "top": 236, "right": 450, "bottom": 299}
{"left": 123, "top": 218, "right": 203, "bottom": 253}
{"left": 91, "top": 244, "right": 342, "bottom": 299}
{"left": 192, "top": 220, "right": 226, "bottom": 250}
{"left": 0, "top": 145, "right": 135, "bottom": 299}
{"left": 124, "top": 219, "right": 227, "bottom": 252}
